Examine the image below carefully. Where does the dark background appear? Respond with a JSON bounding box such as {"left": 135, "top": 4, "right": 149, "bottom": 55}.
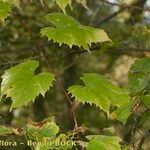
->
{"left": 0, "top": 0, "right": 150, "bottom": 149}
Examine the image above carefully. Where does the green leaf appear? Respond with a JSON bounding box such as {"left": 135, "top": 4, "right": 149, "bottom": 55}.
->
{"left": 41, "top": 13, "right": 111, "bottom": 51}
{"left": 111, "top": 102, "right": 132, "bottom": 125}
{"left": 54, "top": 0, "right": 87, "bottom": 14}
{"left": 139, "top": 111, "right": 150, "bottom": 129}
{"left": 128, "top": 57, "right": 150, "bottom": 96}
{"left": 86, "top": 135, "right": 121, "bottom": 150}
{"left": 0, "top": 126, "right": 17, "bottom": 136}
{"left": 35, "top": 134, "right": 75, "bottom": 150}
{"left": 68, "top": 73, "right": 130, "bottom": 115}
{"left": 1, "top": 60, "right": 55, "bottom": 109}
{"left": 131, "top": 25, "right": 150, "bottom": 50}
{"left": 141, "top": 95, "right": 150, "bottom": 108}
{"left": 0, "top": 0, "right": 20, "bottom": 21}
{"left": 26, "top": 118, "right": 74, "bottom": 150}
{"left": 26, "top": 117, "right": 59, "bottom": 140}
{"left": 0, "top": 1, "right": 11, "bottom": 20}
{"left": 55, "top": 0, "right": 72, "bottom": 14}
{"left": 88, "top": 139, "right": 106, "bottom": 150}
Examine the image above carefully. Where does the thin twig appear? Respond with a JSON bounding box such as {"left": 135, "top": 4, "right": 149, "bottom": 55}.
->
{"left": 97, "top": 9, "right": 124, "bottom": 25}
{"left": 0, "top": 55, "right": 42, "bottom": 66}
{"left": 38, "top": 43, "right": 78, "bottom": 129}
{"left": 70, "top": 45, "right": 150, "bottom": 57}
{"left": 95, "top": 0, "right": 149, "bottom": 25}
{"left": 100, "top": 0, "right": 150, "bottom": 12}
{"left": 89, "top": 8, "right": 99, "bottom": 26}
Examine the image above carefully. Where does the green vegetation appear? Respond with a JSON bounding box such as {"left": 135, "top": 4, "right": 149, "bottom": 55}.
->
{"left": 0, "top": 0, "right": 149, "bottom": 149}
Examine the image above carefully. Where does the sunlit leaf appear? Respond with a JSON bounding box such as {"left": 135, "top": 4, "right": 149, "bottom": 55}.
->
{"left": 0, "top": 0, "right": 20, "bottom": 20}
{"left": 111, "top": 102, "right": 132, "bottom": 125}
{"left": 1, "top": 60, "right": 55, "bottom": 109}
{"left": 41, "top": 13, "right": 111, "bottom": 51}
{"left": 68, "top": 73, "right": 130, "bottom": 115}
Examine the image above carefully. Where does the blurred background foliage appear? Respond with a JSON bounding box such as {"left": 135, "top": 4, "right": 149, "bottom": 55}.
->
{"left": 0, "top": 0, "right": 150, "bottom": 149}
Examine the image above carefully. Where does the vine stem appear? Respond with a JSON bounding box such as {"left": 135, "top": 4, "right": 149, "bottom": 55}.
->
{"left": 137, "top": 131, "right": 149, "bottom": 150}
{"left": 38, "top": 43, "right": 78, "bottom": 129}
{"left": 131, "top": 102, "right": 140, "bottom": 149}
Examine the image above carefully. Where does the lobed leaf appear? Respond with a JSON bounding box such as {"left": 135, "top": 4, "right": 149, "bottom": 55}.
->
{"left": 128, "top": 57, "right": 150, "bottom": 96}
{"left": 1, "top": 60, "right": 55, "bottom": 109}
{"left": 35, "top": 134, "right": 74, "bottom": 150}
{"left": 0, "top": 1, "right": 11, "bottom": 20}
{"left": 111, "top": 102, "right": 132, "bottom": 125}
{"left": 0, "top": 0, "right": 20, "bottom": 21}
{"left": 26, "top": 118, "right": 74, "bottom": 150}
{"left": 26, "top": 117, "right": 59, "bottom": 140}
{"left": 55, "top": 0, "right": 72, "bottom": 14}
{"left": 86, "top": 135, "right": 121, "bottom": 150}
{"left": 54, "top": 0, "right": 87, "bottom": 14}
{"left": 41, "top": 13, "right": 111, "bottom": 51}
{"left": 68, "top": 73, "right": 130, "bottom": 116}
